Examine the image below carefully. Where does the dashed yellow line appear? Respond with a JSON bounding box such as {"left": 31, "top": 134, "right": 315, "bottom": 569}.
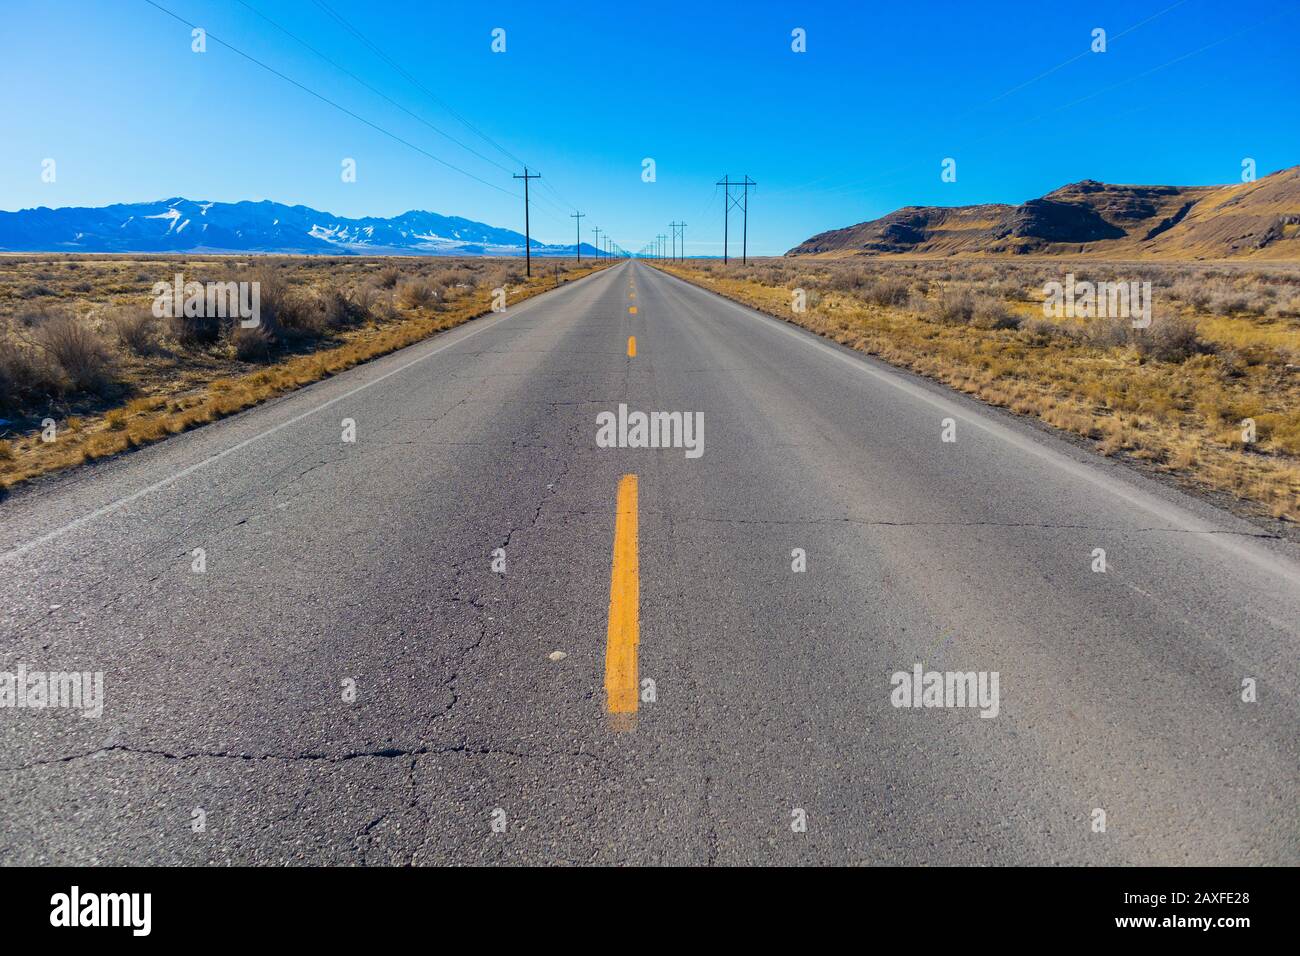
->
{"left": 627, "top": 336, "right": 636, "bottom": 357}
{"left": 604, "top": 474, "right": 639, "bottom": 716}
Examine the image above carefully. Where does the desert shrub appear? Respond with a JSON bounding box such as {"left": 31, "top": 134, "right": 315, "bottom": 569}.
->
{"left": 1085, "top": 314, "right": 1210, "bottom": 363}
{"left": 864, "top": 278, "right": 910, "bottom": 307}
{"left": 231, "top": 323, "right": 275, "bottom": 362}
{"left": 932, "top": 289, "right": 976, "bottom": 324}
{"left": 1170, "top": 278, "right": 1211, "bottom": 310}
{"left": 377, "top": 265, "right": 401, "bottom": 289}
{"left": 0, "top": 335, "right": 62, "bottom": 408}
{"left": 823, "top": 270, "right": 868, "bottom": 293}
{"left": 169, "top": 312, "right": 221, "bottom": 347}
{"left": 1134, "top": 316, "right": 1212, "bottom": 363}
{"left": 12, "top": 307, "right": 47, "bottom": 328}
{"left": 985, "top": 278, "right": 1023, "bottom": 299}
{"left": 971, "top": 298, "right": 1022, "bottom": 330}
{"left": 376, "top": 297, "right": 401, "bottom": 322}
{"left": 322, "top": 286, "right": 367, "bottom": 327}
{"left": 247, "top": 265, "right": 292, "bottom": 335}
{"left": 349, "top": 284, "right": 379, "bottom": 320}
{"left": 109, "top": 306, "right": 161, "bottom": 355}
{"left": 31, "top": 311, "right": 118, "bottom": 393}
{"left": 1270, "top": 294, "right": 1300, "bottom": 319}
{"left": 1019, "top": 318, "right": 1066, "bottom": 346}
{"left": 397, "top": 278, "right": 437, "bottom": 310}
{"left": 1208, "top": 290, "right": 1251, "bottom": 315}
{"left": 1085, "top": 315, "right": 1133, "bottom": 350}
{"left": 442, "top": 267, "right": 476, "bottom": 289}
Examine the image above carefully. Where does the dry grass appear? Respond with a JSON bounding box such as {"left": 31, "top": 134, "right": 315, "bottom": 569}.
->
{"left": 657, "top": 257, "right": 1300, "bottom": 522}
{"left": 0, "top": 254, "right": 607, "bottom": 489}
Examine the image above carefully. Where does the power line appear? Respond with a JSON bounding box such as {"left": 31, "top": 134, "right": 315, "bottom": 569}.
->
{"left": 307, "top": 0, "right": 585, "bottom": 220}
{"left": 309, "top": 0, "right": 525, "bottom": 170}
{"left": 304, "top": 0, "right": 585, "bottom": 227}
{"left": 232, "top": 0, "right": 516, "bottom": 177}
{"left": 760, "top": 0, "right": 1201, "bottom": 202}
{"left": 140, "top": 0, "right": 516, "bottom": 199}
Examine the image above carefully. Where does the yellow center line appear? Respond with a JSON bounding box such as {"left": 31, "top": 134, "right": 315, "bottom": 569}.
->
{"left": 627, "top": 335, "right": 636, "bottom": 357}
{"left": 604, "top": 474, "right": 639, "bottom": 718}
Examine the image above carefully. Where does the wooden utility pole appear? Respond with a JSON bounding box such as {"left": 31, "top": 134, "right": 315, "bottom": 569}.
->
{"left": 571, "top": 211, "right": 585, "bottom": 263}
{"left": 670, "top": 221, "right": 685, "bottom": 261}
{"left": 716, "top": 175, "right": 756, "bottom": 264}
{"left": 513, "top": 167, "right": 541, "bottom": 276}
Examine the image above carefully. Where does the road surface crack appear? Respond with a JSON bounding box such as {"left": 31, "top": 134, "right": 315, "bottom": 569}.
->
{"left": 2, "top": 739, "right": 611, "bottom": 772}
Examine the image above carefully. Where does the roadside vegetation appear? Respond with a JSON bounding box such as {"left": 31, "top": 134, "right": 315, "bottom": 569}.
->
{"left": 0, "top": 255, "right": 605, "bottom": 489}
{"left": 655, "top": 257, "right": 1300, "bottom": 522}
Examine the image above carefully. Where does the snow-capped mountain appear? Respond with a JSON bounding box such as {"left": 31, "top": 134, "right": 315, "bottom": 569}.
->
{"left": 0, "top": 198, "right": 600, "bottom": 257}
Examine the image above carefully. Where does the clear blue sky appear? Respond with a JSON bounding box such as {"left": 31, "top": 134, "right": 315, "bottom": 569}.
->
{"left": 2, "top": 0, "right": 1297, "bottom": 255}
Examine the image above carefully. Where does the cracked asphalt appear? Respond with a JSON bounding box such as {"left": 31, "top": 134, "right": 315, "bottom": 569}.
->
{"left": 1, "top": 260, "right": 1297, "bottom": 865}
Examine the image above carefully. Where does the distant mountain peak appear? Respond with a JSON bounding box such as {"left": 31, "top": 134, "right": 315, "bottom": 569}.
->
{"left": 0, "top": 198, "right": 594, "bottom": 257}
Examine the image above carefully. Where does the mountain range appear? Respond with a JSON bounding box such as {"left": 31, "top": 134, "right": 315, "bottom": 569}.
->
{"left": 0, "top": 198, "right": 597, "bottom": 257}
{"left": 787, "top": 165, "right": 1300, "bottom": 260}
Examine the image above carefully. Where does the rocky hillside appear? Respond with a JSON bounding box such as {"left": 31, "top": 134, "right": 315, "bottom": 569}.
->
{"left": 788, "top": 165, "right": 1300, "bottom": 260}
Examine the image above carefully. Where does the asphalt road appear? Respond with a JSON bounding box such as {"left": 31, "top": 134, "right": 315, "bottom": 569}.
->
{"left": 1, "top": 260, "right": 1296, "bottom": 865}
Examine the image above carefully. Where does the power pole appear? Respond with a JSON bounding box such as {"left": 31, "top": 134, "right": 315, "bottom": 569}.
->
{"left": 570, "top": 211, "right": 585, "bottom": 263}
{"left": 513, "top": 167, "right": 541, "bottom": 276}
{"left": 716, "top": 175, "right": 756, "bottom": 264}
{"left": 669, "top": 221, "right": 685, "bottom": 261}
{"left": 740, "top": 175, "right": 753, "bottom": 264}
{"left": 592, "top": 226, "right": 602, "bottom": 262}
